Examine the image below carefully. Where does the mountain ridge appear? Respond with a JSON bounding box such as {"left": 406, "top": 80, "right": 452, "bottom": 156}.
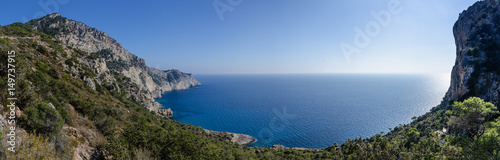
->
{"left": 25, "top": 13, "right": 201, "bottom": 110}
{"left": 0, "top": 13, "right": 254, "bottom": 159}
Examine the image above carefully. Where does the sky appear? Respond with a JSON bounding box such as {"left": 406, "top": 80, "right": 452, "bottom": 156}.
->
{"left": 0, "top": 0, "right": 479, "bottom": 74}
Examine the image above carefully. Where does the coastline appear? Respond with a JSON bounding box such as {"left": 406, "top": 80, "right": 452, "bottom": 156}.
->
{"left": 203, "top": 129, "right": 257, "bottom": 146}
{"left": 153, "top": 106, "right": 257, "bottom": 146}
{"left": 153, "top": 84, "right": 257, "bottom": 146}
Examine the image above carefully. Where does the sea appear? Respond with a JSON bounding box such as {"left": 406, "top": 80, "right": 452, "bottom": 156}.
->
{"left": 155, "top": 74, "right": 450, "bottom": 149}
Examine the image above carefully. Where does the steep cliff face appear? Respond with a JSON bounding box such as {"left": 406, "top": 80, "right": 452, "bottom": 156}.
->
{"left": 26, "top": 13, "right": 200, "bottom": 110}
{"left": 443, "top": 0, "right": 500, "bottom": 108}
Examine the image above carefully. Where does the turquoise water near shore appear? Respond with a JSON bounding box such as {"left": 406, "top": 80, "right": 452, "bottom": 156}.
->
{"left": 156, "top": 74, "right": 449, "bottom": 148}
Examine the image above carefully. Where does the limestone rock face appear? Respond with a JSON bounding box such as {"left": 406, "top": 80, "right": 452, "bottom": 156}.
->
{"left": 149, "top": 69, "right": 201, "bottom": 97}
{"left": 155, "top": 108, "right": 173, "bottom": 118}
{"left": 442, "top": 0, "right": 500, "bottom": 108}
{"left": 85, "top": 78, "right": 96, "bottom": 91}
{"left": 27, "top": 13, "right": 201, "bottom": 110}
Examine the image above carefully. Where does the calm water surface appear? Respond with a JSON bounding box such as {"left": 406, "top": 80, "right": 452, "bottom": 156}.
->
{"left": 156, "top": 74, "right": 449, "bottom": 148}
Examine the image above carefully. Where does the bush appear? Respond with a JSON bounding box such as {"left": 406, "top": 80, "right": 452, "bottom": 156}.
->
{"left": 46, "top": 95, "right": 72, "bottom": 124}
{"left": 49, "top": 68, "right": 59, "bottom": 79}
{"left": 65, "top": 56, "right": 78, "bottom": 67}
{"left": 73, "top": 48, "right": 87, "bottom": 55}
{"left": 36, "top": 61, "right": 50, "bottom": 73}
{"left": 447, "top": 97, "right": 499, "bottom": 139}
{"left": 467, "top": 46, "right": 480, "bottom": 57}
{"left": 27, "top": 70, "right": 47, "bottom": 86}
{"left": 87, "top": 52, "right": 101, "bottom": 59}
{"left": 84, "top": 71, "right": 96, "bottom": 78}
{"left": 20, "top": 103, "right": 64, "bottom": 137}
{"left": 36, "top": 45, "right": 48, "bottom": 55}
{"left": 0, "top": 38, "right": 8, "bottom": 45}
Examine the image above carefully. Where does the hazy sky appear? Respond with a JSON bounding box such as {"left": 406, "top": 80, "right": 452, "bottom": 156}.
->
{"left": 1, "top": 0, "right": 479, "bottom": 74}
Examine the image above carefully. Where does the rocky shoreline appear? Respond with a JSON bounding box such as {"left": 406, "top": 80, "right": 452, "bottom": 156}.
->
{"left": 154, "top": 108, "right": 173, "bottom": 118}
{"left": 270, "top": 144, "right": 323, "bottom": 151}
{"left": 203, "top": 129, "right": 257, "bottom": 146}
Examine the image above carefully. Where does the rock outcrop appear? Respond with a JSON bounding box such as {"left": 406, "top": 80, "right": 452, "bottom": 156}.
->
{"left": 155, "top": 108, "right": 173, "bottom": 118}
{"left": 203, "top": 129, "right": 257, "bottom": 146}
{"left": 26, "top": 13, "right": 201, "bottom": 110}
{"left": 442, "top": 0, "right": 500, "bottom": 108}
{"left": 272, "top": 144, "right": 286, "bottom": 150}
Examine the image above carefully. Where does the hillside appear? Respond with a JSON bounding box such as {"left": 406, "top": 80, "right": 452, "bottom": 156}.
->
{"left": 1, "top": 0, "right": 500, "bottom": 159}
{"left": 25, "top": 13, "right": 201, "bottom": 111}
{"left": 0, "top": 14, "right": 249, "bottom": 159}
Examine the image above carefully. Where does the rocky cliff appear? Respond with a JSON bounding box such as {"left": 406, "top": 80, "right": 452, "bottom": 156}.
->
{"left": 442, "top": 0, "right": 500, "bottom": 108}
{"left": 26, "top": 13, "right": 200, "bottom": 110}
{"left": 0, "top": 13, "right": 260, "bottom": 159}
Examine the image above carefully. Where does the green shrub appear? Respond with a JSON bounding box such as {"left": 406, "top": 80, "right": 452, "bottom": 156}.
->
{"left": 36, "top": 45, "right": 48, "bottom": 55}
{"left": 49, "top": 68, "right": 59, "bottom": 79}
{"left": 467, "top": 46, "right": 480, "bottom": 57}
{"left": 20, "top": 103, "right": 64, "bottom": 137}
{"left": 0, "top": 38, "right": 8, "bottom": 45}
{"left": 27, "top": 70, "right": 48, "bottom": 85}
{"left": 87, "top": 52, "right": 101, "bottom": 59}
{"left": 84, "top": 71, "right": 96, "bottom": 78}
{"left": 95, "top": 117, "right": 115, "bottom": 136}
{"left": 65, "top": 56, "right": 78, "bottom": 67}
{"left": 48, "top": 80, "right": 73, "bottom": 101}
{"left": 95, "top": 82, "right": 107, "bottom": 94}
{"left": 69, "top": 98, "right": 94, "bottom": 116}
{"left": 46, "top": 95, "right": 71, "bottom": 124}
{"left": 106, "top": 133, "right": 130, "bottom": 159}
{"left": 41, "top": 34, "right": 54, "bottom": 43}
{"left": 73, "top": 48, "right": 87, "bottom": 55}
{"left": 54, "top": 45, "right": 67, "bottom": 58}
{"left": 36, "top": 61, "right": 50, "bottom": 73}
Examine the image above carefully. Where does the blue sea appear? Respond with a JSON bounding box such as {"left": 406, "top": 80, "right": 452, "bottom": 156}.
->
{"left": 156, "top": 74, "right": 450, "bottom": 149}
